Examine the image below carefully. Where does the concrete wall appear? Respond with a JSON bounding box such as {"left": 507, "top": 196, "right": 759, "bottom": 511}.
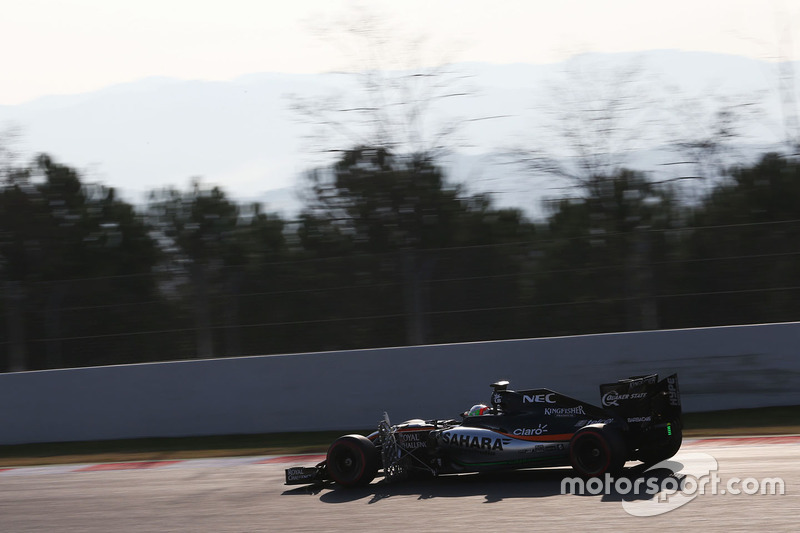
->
{"left": 2, "top": 322, "right": 799, "bottom": 445}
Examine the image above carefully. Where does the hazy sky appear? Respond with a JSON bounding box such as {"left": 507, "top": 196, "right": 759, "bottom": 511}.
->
{"left": 2, "top": 0, "right": 797, "bottom": 106}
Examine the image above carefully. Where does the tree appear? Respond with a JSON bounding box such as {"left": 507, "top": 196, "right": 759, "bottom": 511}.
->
{"left": 298, "top": 147, "right": 538, "bottom": 347}
{"left": 0, "top": 154, "right": 160, "bottom": 370}
{"left": 300, "top": 147, "right": 461, "bottom": 345}
{"left": 289, "top": 9, "right": 502, "bottom": 348}
{"left": 668, "top": 153, "right": 800, "bottom": 327}
{"left": 291, "top": 8, "right": 475, "bottom": 168}
{"left": 146, "top": 181, "right": 246, "bottom": 359}
{"left": 222, "top": 202, "right": 289, "bottom": 357}
{"left": 305, "top": 147, "right": 466, "bottom": 252}
{"left": 530, "top": 169, "right": 677, "bottom": 335}
{"left": 512, "top": 56, "right": 658, "bottom": 193}
{"left": 660, "top": 90, "right": 762, "bottom": 201}
{"left": 511, "top": 56, "right": 760, "bottom": 335}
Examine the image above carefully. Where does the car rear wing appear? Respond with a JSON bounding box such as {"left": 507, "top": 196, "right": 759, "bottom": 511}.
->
{"left": 599, "top": 373, "right": 681, "bottom": 428}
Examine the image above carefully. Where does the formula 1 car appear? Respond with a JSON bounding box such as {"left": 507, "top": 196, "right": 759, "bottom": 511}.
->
{"left": 285, "top": 373, "right": 682, "bottom": 487}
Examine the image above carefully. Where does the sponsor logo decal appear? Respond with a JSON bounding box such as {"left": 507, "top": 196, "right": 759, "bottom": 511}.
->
{"left": 602, "top": 391, "right": 619, "bottom": 406}
{"left": 667, "top": 377, "right": 680, "bottom": 406}
{"left": 602, "top": 391, "right": 647, "bottom": 407}
{"left": 627, "top": 375, "right": 658, "bottom": 388}
{"left": 286, "top": 467, "right": 317, "bottom": 482}
{"left": 526, "top": 443, "right": 566, "bottom": 454}
{"left": 441, "top": 433, "right": 510, "bottom": 451}
{"left": 544, "top": 405, "right": 586, "bottom": 416}
{"left": 523, "top": 393, "right": 556, "bottom": 404}
{"left": 627, "top": 416, "right": 652, "bottom": 423}
{"left": 399, "top": 432, "right": 427, "bottom": 449}
{"left": 513, "top": 424, "right": 548, "bottom": 436}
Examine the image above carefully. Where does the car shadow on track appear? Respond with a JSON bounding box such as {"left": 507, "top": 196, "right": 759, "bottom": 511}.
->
{"left": 282, "top": 463, "right": 685, "bottom": 505}
{"left": 283, "top": 468, "right": 566, "bottom": 504}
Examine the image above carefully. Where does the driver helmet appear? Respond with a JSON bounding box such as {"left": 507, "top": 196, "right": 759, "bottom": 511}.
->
{"left": 467, "top": 404, "right": 489, "bottom": 417}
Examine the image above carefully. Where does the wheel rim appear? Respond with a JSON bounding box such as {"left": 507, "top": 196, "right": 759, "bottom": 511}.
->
{"left": 330, "top": 443, "right": 364, "bottom": 483}
{"left": 574, "top": 433, "right": 609, "bottom": 474}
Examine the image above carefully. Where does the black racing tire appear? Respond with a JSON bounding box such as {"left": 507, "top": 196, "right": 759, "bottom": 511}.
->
{"left": 569, "top": 424, "right": 627, "bottom": 478}
{"left": 326, "top": 434, "right": 379, "bottom": 488}
{"left": 638, "top": 427, "right": 683, "bottom": 465}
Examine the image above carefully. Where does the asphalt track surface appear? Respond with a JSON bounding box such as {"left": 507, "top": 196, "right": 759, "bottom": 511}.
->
{"left": 1, "top": 437, "right": 797, "bottom": 532}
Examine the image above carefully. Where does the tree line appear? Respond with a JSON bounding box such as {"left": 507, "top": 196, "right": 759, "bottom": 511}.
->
{"left": 1, "top": 145, "right": 799, "bottom": 372}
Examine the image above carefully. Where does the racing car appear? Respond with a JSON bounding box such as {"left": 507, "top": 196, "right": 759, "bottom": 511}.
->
{"left": 285, "top": 373, "right": 682, "bottom": 487}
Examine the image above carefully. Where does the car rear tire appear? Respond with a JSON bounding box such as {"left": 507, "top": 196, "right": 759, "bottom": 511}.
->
{"left": 326, "top": 434, "right": 379, "bottom": 487}
{"left": 569, "top": 424, "right": 626, "bottom": 478}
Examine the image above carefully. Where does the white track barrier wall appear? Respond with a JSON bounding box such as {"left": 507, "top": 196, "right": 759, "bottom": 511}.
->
{"left": 2, "top": 322, "right": 800, "bottom": 445}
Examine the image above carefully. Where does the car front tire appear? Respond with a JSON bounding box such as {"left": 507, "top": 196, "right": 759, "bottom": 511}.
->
{"left": 326, "top": 434, "right": 379, "bottom": 487}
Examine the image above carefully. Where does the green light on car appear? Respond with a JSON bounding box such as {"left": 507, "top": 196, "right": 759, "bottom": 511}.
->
{"left": 667, "top": 423, "right": 672, "bottom": 436}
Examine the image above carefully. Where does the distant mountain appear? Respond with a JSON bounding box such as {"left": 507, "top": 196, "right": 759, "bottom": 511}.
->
{"left": 0, "top": 50, "right": 795, "bottom": 217}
